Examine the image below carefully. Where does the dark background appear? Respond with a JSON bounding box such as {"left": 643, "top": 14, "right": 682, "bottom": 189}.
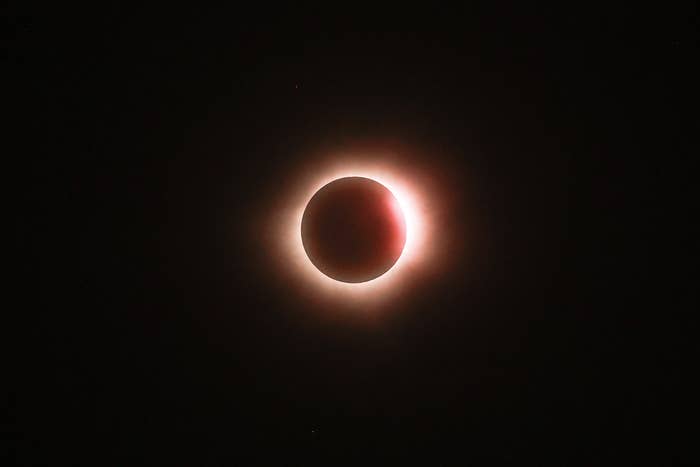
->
{"left": 7, "top": 4, "right": 697, "bottom": 465}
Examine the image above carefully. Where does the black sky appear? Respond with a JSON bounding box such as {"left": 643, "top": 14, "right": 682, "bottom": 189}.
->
{"left": 8, "top": 4, "right": 697, "bottom": 465}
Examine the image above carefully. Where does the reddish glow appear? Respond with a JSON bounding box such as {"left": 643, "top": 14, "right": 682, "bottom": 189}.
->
{"left": 272, "top": 154, "right": 437, "bottom": 309}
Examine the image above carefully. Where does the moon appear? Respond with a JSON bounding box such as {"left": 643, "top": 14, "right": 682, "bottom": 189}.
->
{"left": 301, "top": 176, "right": 407, "bottom": 283}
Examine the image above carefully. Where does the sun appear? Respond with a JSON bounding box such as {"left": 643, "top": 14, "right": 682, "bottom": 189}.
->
{"left": 274, "top": 155, "right": 432, "bottom": 307}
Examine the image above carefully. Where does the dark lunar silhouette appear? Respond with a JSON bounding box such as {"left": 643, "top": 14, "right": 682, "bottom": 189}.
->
{"left": 301, "top": 177, "right": 406, "bottom": 283}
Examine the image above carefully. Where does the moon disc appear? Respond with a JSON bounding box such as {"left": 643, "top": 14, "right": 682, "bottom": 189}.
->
{"left": 301, "top": 176, "right": 406, "bottom": 283}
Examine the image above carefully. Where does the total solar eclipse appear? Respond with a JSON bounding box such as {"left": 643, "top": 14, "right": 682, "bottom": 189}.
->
{"left": 301, "top": 176, "right": 406, "bottom": 283}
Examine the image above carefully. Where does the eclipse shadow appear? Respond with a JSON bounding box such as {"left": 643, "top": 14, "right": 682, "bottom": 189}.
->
{"left": 301, "top": 177, "right": 406, "bottom": 283}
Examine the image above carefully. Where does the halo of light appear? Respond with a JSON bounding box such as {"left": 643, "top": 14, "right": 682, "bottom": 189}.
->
{"left": 275, "top": 156, "right": 434, "bottom": 308}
